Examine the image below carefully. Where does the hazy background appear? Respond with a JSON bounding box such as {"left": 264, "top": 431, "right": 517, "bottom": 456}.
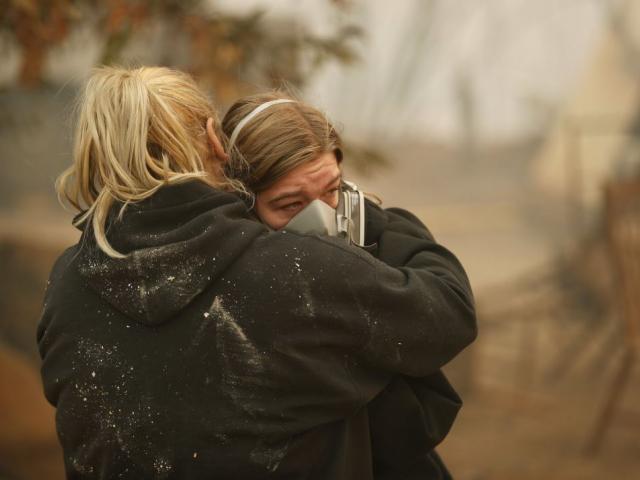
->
{"left": 1, "top": 1, "right": 639, "bottom": 478}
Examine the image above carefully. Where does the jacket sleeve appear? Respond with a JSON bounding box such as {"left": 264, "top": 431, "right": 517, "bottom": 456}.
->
{"left": 335, "top": 199, "right": 477, "bottom": 377}
{"left": 363, "top": 199, "right": 469, "bottom": 468}
{"left": 260, "top": 206, "right": 476, "bottom": 429}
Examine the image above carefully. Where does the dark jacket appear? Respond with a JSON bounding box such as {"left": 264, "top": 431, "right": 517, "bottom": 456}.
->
{"left": 364, "top": 203, "right": 465, "bottom": 480}
{"left": 37, "top": 181, "right": 476, "bottom": 479}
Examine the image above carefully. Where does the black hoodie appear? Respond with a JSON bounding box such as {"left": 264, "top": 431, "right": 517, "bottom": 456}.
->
{"left": 363, "top": 204, "right": 466, "bottom": 480}
{"left": 38, "top": 181, "right": 476, "bottom": 479}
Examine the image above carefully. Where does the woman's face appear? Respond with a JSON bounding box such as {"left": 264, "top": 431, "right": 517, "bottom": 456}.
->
{"left": 255, "top": 152, "right": 341, "bottom": 230}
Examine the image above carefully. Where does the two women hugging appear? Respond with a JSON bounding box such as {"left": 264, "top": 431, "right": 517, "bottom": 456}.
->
{"left": 41, "top": 66, "right": 476, "bottom": 479}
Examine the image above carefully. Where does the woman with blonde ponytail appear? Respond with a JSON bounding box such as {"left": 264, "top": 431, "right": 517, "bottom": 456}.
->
{"left": 38, "top": 67, "right": 475, "bottom": 479}
{"left": 56, "top": 66, "right": 237, "bottom": 257}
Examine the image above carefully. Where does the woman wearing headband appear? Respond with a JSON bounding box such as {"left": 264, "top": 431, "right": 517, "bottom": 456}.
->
{"left": 38, "top": 66, "right": 476, "bottom": 479}
{"left": 220, "top": 92, "right": 474, "bottom": 479}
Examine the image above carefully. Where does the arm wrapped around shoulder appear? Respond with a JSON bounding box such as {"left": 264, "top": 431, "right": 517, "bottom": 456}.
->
{"left": 347, "top": 199, "right": 477, "bottom": 376}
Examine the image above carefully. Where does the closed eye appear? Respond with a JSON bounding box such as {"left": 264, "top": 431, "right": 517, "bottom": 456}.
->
{"left": 323, "top": 186, "right": 340, "bottom": 200}
{"left": 280, "top": 201, "right": 304, "bottom": 212}
{"left": 325, "top": 185, "right": 340, "bottom": 195}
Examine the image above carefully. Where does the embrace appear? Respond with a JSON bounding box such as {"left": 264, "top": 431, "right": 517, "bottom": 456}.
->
{"left": 38, "top": 66, "right": 477, "bottom": 479}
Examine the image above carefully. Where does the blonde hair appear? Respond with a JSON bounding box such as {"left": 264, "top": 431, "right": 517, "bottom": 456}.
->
{"left": 57, "top": 65, "right": 240, "bottom": 258}
{"left": 221, "top": 92, "right": 343, "bottom": 193}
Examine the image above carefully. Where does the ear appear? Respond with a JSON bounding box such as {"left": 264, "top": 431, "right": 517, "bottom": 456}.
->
{"left": 206, "top": 117, "right": 229, "bottom": 162}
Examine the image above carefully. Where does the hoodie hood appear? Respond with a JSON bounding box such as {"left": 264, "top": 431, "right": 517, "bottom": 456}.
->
{"left": 76, "top": 181, "right": 266, "bottom": 326}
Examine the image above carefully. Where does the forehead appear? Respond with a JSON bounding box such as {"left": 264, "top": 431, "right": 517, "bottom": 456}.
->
{"left": 267, "top": 152, "right": 340, "bottom": 193}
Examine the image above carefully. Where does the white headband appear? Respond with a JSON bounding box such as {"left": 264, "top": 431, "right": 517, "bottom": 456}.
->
{"left": 228, "top": 99, "right": 296, "bottom": 150}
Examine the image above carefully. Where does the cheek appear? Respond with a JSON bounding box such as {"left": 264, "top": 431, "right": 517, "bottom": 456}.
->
{"left": 326, "top": 193, "right": 339, "bottom": 209}
{"left": 255, "top": 199, "right": 288, "bottom": 230}
{"left": 321, "top": 189, "right": 339, "bottom": 209}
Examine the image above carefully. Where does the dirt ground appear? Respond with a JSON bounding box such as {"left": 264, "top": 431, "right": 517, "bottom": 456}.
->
{"left": 439, "top": 321, "right": 640, "bottom": 480}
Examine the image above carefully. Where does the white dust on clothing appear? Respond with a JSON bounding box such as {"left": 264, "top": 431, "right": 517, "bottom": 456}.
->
{"left": 212, "top": 296, "right": 265, "bottom": 403}
{"left": 209, "top": 296, "right": 290, "bottom": 472}
{"left": 212, "top": 296, "right": 250, "bottom": 343}
{"left": 250, "top": 438, "right": 291, "bottom": 473}
{"left": 70, "top": 337, "right": 167, "bottom": 473}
